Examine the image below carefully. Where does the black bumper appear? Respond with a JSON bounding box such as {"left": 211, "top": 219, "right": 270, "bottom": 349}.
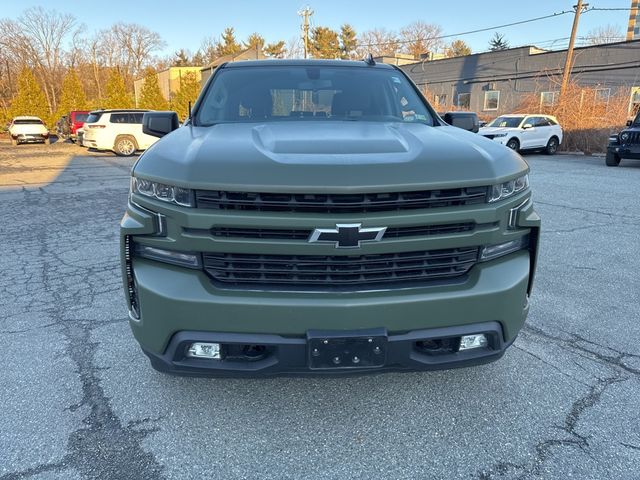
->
{"left": 608, "top": 144, "right": 640, "bottom": 159}
{"left": 142, "top": 321, "right": 510, "bottom": 377}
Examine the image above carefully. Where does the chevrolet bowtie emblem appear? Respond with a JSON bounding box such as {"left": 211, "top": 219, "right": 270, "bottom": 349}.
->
{"left": 308, "top": 223, "right": 387, "bottom": 248}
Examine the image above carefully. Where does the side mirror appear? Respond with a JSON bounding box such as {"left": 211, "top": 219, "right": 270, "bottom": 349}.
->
{"left": 443, "top": 112, "right": 479, "bottom": 133}
{"left": 626, "top": 120, "right": 633, "bottom": 127}
{"left": 522, "top": 124, "right": 533, "bottom": 129}
{"left": 143, "top": 111, "right": 180, "bottom": 138}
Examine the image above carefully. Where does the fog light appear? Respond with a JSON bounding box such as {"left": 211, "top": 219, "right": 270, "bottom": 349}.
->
{"left": 459, "top": 334, "right": 488, "bottom": 351}
{"left": 187, "top": 342, "right": 221, "bottom": 359}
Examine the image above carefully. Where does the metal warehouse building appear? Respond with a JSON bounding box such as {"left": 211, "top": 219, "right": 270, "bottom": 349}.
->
{"left": 401, "top": 40, "right": 640, "bottom": 118}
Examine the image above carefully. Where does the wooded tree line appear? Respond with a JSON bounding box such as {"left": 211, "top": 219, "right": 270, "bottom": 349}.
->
{"left": 0, "top": 7, "right": 473, "bottom": 126}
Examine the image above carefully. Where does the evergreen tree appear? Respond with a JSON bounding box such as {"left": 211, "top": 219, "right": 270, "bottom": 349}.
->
{"left": 138, "top": 68, "right": 169, "bottom": 110}
{"left": 173, "top": 49, "right": 192, "bottom": 67}
{"left": 264, "top": 40, "right": 287, "bottom": 58}
{"left": 171, "top": 72, "right": 201, "bottom": 121}
{"left": 56, "top": 69, "right": 88, "bottom": 117}
{"left": 339, "top": 24, "right": 358, "bottom": 59}
{"left": 310, "top": 27, "right": 341, "bottom": 59}
{"left": 244, "top": 33, "right": 265, "bottom": 51}
{"left": 10, "top": 67, "right": 50, "bottom": 122}
{"left": 103, "top": 70, "right": 134, "bottom": 109}
{"left": 445, "top": 39, "right": 472, "bottom": 58}
{"left": 488, "top": 33, "right": 509, "bottom": 51}
{"left": 216, "top": 27, "right": 242, "bottom": 56}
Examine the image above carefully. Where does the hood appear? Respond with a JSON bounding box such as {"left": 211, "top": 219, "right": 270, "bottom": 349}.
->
{"left": 479, "top": 126, "right": 516, "bottom": 135}
{"left": 134, "top": 121, "right": 528, "bottom": 192}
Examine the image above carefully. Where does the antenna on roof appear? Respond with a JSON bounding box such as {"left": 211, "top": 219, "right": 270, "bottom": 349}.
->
{"left": 364, "top": 53, "right": 376, "bottom": 66}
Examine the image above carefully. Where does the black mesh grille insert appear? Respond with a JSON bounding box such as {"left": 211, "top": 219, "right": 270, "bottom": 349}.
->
{"left": 203, "top": 247, "right": 479, "bottom": 289}
{"left": 195, "top": 187, "right": 488, "bottom": 213}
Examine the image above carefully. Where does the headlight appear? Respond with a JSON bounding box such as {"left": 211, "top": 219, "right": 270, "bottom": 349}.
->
{"left": 131, "top": 177, "right": 193, "bottom": 207}
{"left": 492, "top": 133, "right": 508, "bottom": 137}
{"left": 480, "top": 235, "right": 529, "bottom": 262}
{"left": 620, "top": 132, "right": 630, "bottom": 143}
{"left": 488, "top": 174, "right": 529, "bottom": 203}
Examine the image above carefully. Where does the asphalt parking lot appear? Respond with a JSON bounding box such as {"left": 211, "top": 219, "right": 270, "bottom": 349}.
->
{"left": 1, "top": 139, "right": 639, "bottom": 480}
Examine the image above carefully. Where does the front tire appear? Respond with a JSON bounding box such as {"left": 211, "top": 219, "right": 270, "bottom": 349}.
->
{"left": 545, "top": 136, "right": 559, "bottom": 155}
{"left": 506, "top": 138, "right": 520, "bottom": 151}
{"left": 605, "top": 151, "right": 621, "bottom": 167}
{"left": 114, "top": 135, "right": 138, "bottom": 156}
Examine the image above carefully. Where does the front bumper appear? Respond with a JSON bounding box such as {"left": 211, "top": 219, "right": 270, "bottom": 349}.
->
{"left": 608, "top": 144, "right": 640, "bottom": 159}
{"left": 143, "top": 321, "right": 510, "bottom": 377}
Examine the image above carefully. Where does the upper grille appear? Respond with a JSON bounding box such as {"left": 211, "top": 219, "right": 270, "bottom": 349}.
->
{"left": 622, "top": 131, "right": 640, "bottom": 145}
{"left": 209, "top": 222, "right": 476, "bottom": 240}
{"left": 202, "top": 247, "right": 479, "bottom": 290}
{"left": 195, "top": 187, "right": 488, "bottom": 213}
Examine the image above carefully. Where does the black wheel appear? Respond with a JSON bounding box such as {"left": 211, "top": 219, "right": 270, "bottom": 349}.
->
{"left": 506, "top": 138, "right": 520, "bottom": 151}
{"left": 605, "top": 151, "right": 621, "bottom": 167}
{"left": 114, "top": 135, "right": 137, "bottom": 156}
{"left": 545, "top": 136, "right": 559, "bottom": 155}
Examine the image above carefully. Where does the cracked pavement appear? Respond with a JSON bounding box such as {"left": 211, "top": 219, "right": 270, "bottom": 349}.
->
{"left": 0, "top": 140, "right": 638, "bottom": 479}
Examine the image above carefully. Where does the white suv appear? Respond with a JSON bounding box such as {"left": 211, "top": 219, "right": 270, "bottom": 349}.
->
{"left": 82, "top": 109, "right": 159, "bottom": 156}
{"left": 479, "top": 114, "right": 563, "bottom": 155}
{"left": 9, "top": 116, "right": 50, "bottom": 145}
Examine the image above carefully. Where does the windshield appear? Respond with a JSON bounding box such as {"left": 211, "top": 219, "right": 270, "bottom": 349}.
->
{"left": 488, "top": 116, "right": 524, "bottom": 128}
{"left": 196, "top": 65, "right": 434, "bottom": 126}
{"left": 13, "top": 119, "right": 43, "bottom": 125}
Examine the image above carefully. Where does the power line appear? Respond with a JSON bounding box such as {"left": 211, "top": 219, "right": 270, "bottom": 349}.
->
{"left": 355, "top": 10, "right": 575, "bottom": 47}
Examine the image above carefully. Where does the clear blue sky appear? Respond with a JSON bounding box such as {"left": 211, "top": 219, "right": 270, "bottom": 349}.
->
{"left": 2, "top": 0, "right": 635, "bottom": 56}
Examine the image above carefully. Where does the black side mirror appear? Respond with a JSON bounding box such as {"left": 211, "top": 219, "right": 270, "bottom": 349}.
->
{"left": 443, "top": 112, "right": 479, "bottom": 133}
{"left": 143, "top": 111, "right": 180, "bottom": 138}
{"left": 626, "top": 120, "right": 633, "bottom": 127}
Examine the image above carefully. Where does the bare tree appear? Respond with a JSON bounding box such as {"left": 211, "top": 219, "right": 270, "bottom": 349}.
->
{"left": 0, "top": 7, "right": 78, "bottom": 113}
{"left": 286, "top": 36, "right": 304, "bottom": 59}
{"left": 355, "top": 28, "right": 400, "bottom": 58}
{"left": 399, "top": 21, "right": 444, "bottom": 58}
{"left": 584, "top": 25, "right": 624, "bottom": 45}
{"left": 110, "top": 23, "right": 165, "bottom": 78}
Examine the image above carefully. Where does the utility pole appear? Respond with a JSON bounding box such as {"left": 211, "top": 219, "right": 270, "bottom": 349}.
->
{"left": 560, "top": 0, "right": 589, "bottom": 96}
{"left": 298, "top": 6, "right": 313, "bottom": 59}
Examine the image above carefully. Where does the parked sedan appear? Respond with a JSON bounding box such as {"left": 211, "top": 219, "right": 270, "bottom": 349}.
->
{"left": 479, "top": 114, "right": 563, "bottom": 154}
{"left": 8, "top": 116, "right": 50, "bottom": 145}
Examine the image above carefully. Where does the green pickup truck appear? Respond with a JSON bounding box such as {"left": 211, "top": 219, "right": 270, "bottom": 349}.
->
{"left": 120, "top": 59, "right": 540, "bottom": 376}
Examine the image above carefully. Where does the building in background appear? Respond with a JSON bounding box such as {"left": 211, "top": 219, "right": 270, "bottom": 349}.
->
{"left": 628, "top": 0, "right": 640, "bottom": 40}
{"left": 134, "top": 67, "right": 203, "bottom": 107}
{"left": 402, "top": 40, "right": 640, "bottom": 118}
{"left": 200, "top": 47, "right": 267, "bottom": 86}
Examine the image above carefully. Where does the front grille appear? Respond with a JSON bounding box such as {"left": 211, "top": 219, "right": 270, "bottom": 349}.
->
{"left": 210, "top": 222, "right": 476, "bottom": 240}
{"left": 622, "top": 131, "right": 640, "bottom": 145}
{"left": 202, "top": 247, "right": 479, "bottom": 289}
{"left": 195, "top": 187, "right": 488, "bottom": 213}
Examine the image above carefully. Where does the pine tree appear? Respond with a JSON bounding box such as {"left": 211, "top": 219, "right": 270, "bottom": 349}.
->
{"left": 9, "top": 67, "right": 50, "bottom": 122}
{"left": 339, "top": 24, "right": 358, "bottom": 59}
{"left": 138, "top": 69, "right": 169, "bottom": 110}
{"left": 264, "top": 40, "right": 287, "bottom": 58}
{"left": 445, "top": 39, "right": 472, "bottom": 58}
{"left": 171, "top": 72, "right": 201, "bottom": 121}
{"left": 56, "top": 69, "right": 88, "bottom": 117}
{"left": 103, "top": 70, "right": 134, "bottom": 109}
{"left": 310, "top": 27, "right": 341, "bottom": 59}
{"left": 216, "top": 27, "right": 242, "bottom": 56}
{"left": 244, "top": 33, "right": 265, "bottom": 51}
{"left": 489, "top": 33, "right": 509, "bottom": 51}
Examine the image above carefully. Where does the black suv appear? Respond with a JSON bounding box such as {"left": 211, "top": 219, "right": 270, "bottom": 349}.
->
{"left": 607, "top": 112, "right": 640, "bottom": 166}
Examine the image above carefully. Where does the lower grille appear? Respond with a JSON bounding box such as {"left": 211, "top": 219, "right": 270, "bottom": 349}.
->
{"left": 209, "top": 222, "right": 476, "bottom": 240}
{"left": 203, "top": 247, "right": 479, "bottom": 289}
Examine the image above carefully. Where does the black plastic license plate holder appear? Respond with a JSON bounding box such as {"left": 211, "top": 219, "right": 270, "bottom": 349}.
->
{"left": 307, "top": 329, "right": 387, "bottom": 370}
